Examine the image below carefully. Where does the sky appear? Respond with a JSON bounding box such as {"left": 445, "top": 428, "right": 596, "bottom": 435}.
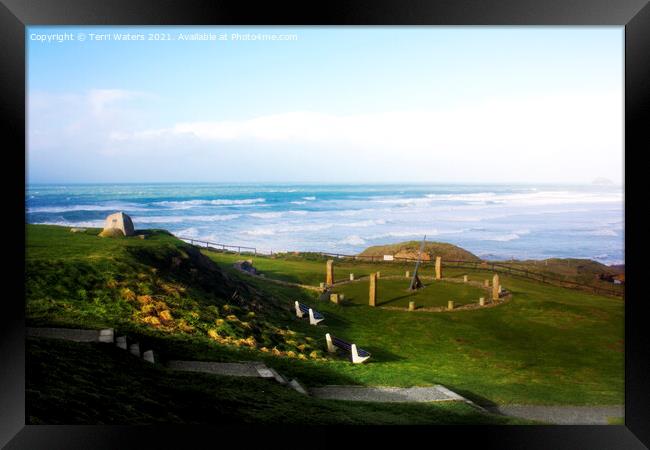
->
{"left": 27, "top": 26, "right": 624, "bottom": 184}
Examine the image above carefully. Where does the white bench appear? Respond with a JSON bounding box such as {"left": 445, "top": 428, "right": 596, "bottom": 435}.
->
{"left": 295, "top": 301, "right": 325, "bottom": 325}
{"left": 325, "top": 333, "right": 371, "bottom": 364}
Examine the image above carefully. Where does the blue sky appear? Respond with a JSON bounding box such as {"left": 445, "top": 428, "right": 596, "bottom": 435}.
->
{"left": 27, "top": 26, "right": 623, "bottom": 184}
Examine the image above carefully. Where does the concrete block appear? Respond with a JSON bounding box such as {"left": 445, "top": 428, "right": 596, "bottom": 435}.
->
{"left": 350, "top": 273, "right": 354, "bottom": 281}
{"left": 479, "top": 297, "right": 485, "bottom": 306}
{"left": 129, "top": 343, "right": 140, "bottom": 357}
{"left": 289, "top": 379, "right": 308, "bottom": 395}
{"left": 142, "top": 350, "right": 155, "bottom": 364}
{"left": 447, "top": 301, "right": 454, "bottom": 311}
{"left": 463, "top": 275, "right": 468, "bottom": 283}
{"left": 408, "top": 301, "right": 415, "bottom": 311}
{"left": 406, "top": 271, "right": 410, "bottom": 278}
{"left": 376, "top": 271, "right": 381, "bottom": 279}
{"left": 97, "top": 328, "right": 114, "bottom": 343}
{"left": 115, "top": 335, "right": 127, "bottom": 350}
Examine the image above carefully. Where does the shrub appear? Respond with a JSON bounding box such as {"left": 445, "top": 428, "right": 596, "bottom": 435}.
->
{"left": 120, "top": 288, "right": 136, "bottom": 302}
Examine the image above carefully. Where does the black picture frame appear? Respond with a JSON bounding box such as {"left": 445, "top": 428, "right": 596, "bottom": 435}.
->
{"left": 2, "top": 0, "right": 648, "bottom": 448}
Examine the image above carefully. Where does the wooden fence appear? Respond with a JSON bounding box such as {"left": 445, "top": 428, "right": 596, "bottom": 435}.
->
{"left": 319, "top": 252, "right": 624, "bottom": 298}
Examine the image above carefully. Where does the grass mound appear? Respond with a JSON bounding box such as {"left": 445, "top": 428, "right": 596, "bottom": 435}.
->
{"left": 360, "top": 240, "right": 480, "bottom": 261}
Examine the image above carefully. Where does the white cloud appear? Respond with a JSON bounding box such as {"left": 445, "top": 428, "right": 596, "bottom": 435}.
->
{"left": 28, "top": 88, "right": 623, "bottom": 183}
{"left": 110, "top": 91, "right": 622, "bottom": 157}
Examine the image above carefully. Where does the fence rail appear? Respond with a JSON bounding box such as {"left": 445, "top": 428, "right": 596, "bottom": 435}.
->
{"left": 177, "top": 236, "right": 257, "bottom": 255}
{"left": 319, "top": 252, "right": 624, "bottom": 298}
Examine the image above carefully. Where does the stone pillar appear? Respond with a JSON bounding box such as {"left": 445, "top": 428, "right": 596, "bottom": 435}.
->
{"left": 435, "top": 256, "right": 442, "bottom": 280}
{"left": 479, "top": 297, "right": 485, "bottom": 306}
{"left": 330, "top": 293, "right": 339, "bottom": 304}
{"left": 406, "top": 271, "right": 410, "bottom": 278}
{"left": 326, "top": 260, "right": 334, "bottom": 286}
{"left": 369, "top": 273, "right": 377, "bottom": 307}
{"left": 463, "top": 275, "right": 468, "bottom": 283}
{"left": 447, "top": 300, "right": 454, "bottom": 310}
{"left": 350, "top": 273, "right": 354, "bottom": 281}
{"left": 484, "top": 279, "right": 489, "bottom": 288}
{"left": 408, "top": 301, "right": 415, "bottom": 311}
{"left": 492, "top": 274, "right": 500, "bottom": 300}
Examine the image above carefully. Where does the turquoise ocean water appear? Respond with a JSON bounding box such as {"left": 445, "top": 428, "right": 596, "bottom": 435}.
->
{"left": 25, "top": 183, "right": 624, "bottom": 265}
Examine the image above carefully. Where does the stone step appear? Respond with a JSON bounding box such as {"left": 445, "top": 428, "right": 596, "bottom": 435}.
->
{"left": 166, "top": 361, "right": 261, "bottom": 377}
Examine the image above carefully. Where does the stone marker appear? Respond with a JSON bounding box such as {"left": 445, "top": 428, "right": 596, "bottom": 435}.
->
{"left": 479, "top": 297, "right": 485, "bottom": 306}
{"left": 408, "top": 301, "right": 415, "bottom": 311}
{"left": 142, "top": 350, "right": 155, "bottom": 364}
{"left": 369, "top": 273, "right": 377, "bottom": 307}
{"left": 326, "top": 260, "right": 334, "bottom": 286}
{"left": 435, "top": 256, "right": 442, "bottom": 280}
{"left": 350, "top": 273, "right": 354, "bottom": 281}
{"left": 463, "top": 275, "right": 468, "bottom": 283}
{"left": 129, "top": 343, "right": 140, "bottom": 357}
{"left": 115, "top": 336, "right": 127, "bottom": 350}
{"left": 376, "top": 271, "right": 381, "bottom": 279}
{"left": 330, "top": 293, "right": 339, "bottom": 304}
{"left": 492, "top": 274, "right": 500, "bottom": 300}
{"left": 484, "top": 279, "right": 490, "bottom": 288}
{"left": 98, "top": 328, "right": 114, "bottom": 343}
{"left": 99, "top": 211, "right": 135, "bottom": 237}
{"left": 447, "top": 300, "right": 454, "bottom": 310}
{"left": 406, "top": 271, "right": 410, "bottom": 278}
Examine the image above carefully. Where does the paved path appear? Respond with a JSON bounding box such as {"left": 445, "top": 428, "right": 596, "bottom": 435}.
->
{"left": 309, "top": 385, "right": 466, "bottom": 403}
{"left": 166, "top": 360, "right": 274, "bottom": 378}
{"left": 485, "top": 405, "right": 624, "bottom": 425}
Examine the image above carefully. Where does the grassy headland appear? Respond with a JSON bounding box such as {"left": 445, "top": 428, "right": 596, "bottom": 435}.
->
{"left": 26, "top": 224, "right": 624, "bottom": 424}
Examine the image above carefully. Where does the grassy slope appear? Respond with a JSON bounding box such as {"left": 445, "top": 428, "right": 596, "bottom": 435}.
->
{"left": 203, "top": 251, "right": 624, "bottom": 406}
{"left": 27, "top": 337, "right": 526, "bottom": 425}
{"left": 26, "top": 224, "right": 624, "bottom": 412}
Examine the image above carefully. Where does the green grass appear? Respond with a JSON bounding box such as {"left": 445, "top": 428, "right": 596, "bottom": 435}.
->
{"left": 26, "top": 337, "right": 528, "bottom": 425}
{"left": 203, "top": 250, "right": 435, "bottom": 286}
{"left": 26, "top": 224, "right": 624, "bottom": 413}
{"left": 335, "top": 277, "right": 487, "bottom": 308}
{"left": 204, "top": 251, "right": 624, "bottom": 406}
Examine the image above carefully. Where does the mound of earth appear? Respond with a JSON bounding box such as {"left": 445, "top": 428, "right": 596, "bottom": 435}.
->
{"left": 359, "top": 241, "right": 480, "bottom": 261}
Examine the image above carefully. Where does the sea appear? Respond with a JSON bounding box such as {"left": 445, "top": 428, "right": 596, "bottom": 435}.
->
{"left": 25, "top": 183, "right": 624, "bottom": 265}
